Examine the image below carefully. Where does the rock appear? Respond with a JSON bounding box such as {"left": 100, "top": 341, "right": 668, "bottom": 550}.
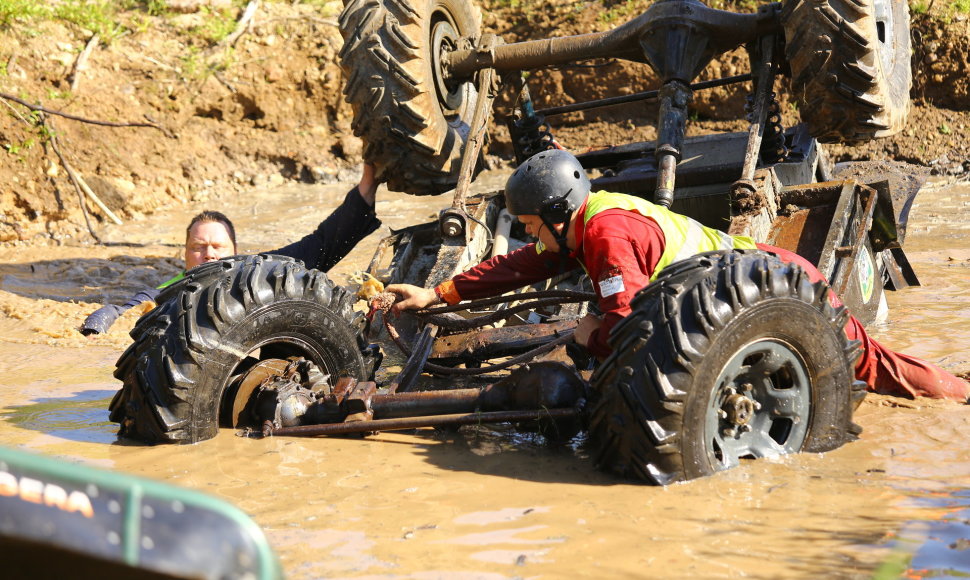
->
{"left": 338, "top": 135, "right": 363, "bottom": 160}
{"left": 268, "top": 173, "right": 285, "bottom": 187}
{"left": 85, "top": 176, "right": 128, "bottom": 212}
{"left": 264, "top": 63, "right": 284, "bottom": 83}
{"left": 112, "top": 178, "right": 136, "bottom": 194}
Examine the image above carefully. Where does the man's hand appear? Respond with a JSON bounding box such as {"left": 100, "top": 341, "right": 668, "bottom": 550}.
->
{"left": 385, "top": 283, "right": 440, "bottom": 314}
{"left": 574, "top": 314, "right": 603, "bottom": 347}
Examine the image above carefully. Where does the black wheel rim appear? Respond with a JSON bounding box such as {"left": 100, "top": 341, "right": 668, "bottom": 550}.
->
{"left": 704, "top": 338, "right": 812, "bottom": 471}
{"left": 431, "top": 10, "right": 465, "bottom": 115}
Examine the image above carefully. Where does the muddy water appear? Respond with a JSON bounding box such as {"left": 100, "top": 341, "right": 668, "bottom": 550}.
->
{"left": 1, "top": 176, "right": 968, "bottom": 578}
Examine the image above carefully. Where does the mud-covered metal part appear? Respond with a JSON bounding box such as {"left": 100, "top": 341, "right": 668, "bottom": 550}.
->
{"left": 387, "top": 324, "right": 439, "bottom": 394}
{"left": 235, "top": 358, "right": 587, "bottom": 439}
{"left": 429, "top": 321, "right": 577, "bottom": 364}
{"left": 231, "top": 358, "right": 331, "bottom": 429}
{"left": 507, "top": 76, "right": 558, "bottom": 165}
{"left": 748, "top": 93, "right": 789, "bottom": 165}
{"left": 440, "top": 35, "right": 500, "bottom": 240}
{"left": 265, "top": 408, "right": 581, "bottom": 437}
{"left": 765, "top": 179, "right": 889, "bottom": 324}
{"left": 654, "top": 81, "right": 691, "bottom": 207}
{"left": 731, "top": 33, "right": 778, "bottom": 202}
{"left": 441, "top": 0, "right": 779, "bottom": 78}
{"left": 535, "top": 74, "right": 751, "bottom": 118}
{"left": 643, "top": 3, "right": 781, "bottom": 207}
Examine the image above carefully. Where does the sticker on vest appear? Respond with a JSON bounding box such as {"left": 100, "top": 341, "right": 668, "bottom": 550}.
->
{"left": 598, "top": 275, "right": 625, "bottom": 297}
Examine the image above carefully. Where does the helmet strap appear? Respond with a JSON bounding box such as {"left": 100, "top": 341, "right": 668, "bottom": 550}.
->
{"left": 540, "top": 213, "right": 573, "bottom": 274}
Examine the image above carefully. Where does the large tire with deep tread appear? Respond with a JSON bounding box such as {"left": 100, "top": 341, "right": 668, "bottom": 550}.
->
{"left": 782, "top": 0, "right": 911, "bottom": 143}
{"left": 338, "top": 0, "right": 483, "bottom": 195}
{"left": 587, "top": 251, "right": 867, "bottom": 485}
{"left": 108, "top": 255, "right": 378, "bottom": 444}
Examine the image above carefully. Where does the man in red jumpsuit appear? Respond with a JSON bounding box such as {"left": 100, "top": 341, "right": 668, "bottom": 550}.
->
{"left": 387, "top": 149, "right": 969, "bottom": 401}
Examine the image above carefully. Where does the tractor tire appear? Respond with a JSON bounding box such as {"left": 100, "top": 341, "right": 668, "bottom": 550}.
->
{"left": 338, "top": 0, "right": 484, "bottom": 195}
{"left": 108, "top": 255, "right": 379, "bottom": 444}
{"left": 587, "top": 251, "right": 867, "bottom": 485}
{"left": 781, "top": 0, "right": 911, "bottom": 143}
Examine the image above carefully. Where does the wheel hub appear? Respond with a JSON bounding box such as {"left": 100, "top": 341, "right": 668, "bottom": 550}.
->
{"left": 431, "top": 18, "right": 465, "bottom": 114}
{"left": 706, "top": 339, "right": 812, "bottom": 465}
{"left": 722, "top": 390, "right": 756, "bottom": 427}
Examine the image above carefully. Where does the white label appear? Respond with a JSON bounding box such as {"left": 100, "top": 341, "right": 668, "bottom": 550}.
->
{"left": 598, "top": 275, "right": 625, "bottom": 297}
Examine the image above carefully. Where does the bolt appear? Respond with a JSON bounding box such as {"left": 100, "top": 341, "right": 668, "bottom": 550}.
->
{"left": 739, "top": 424, "right": 752, "bottom": 433}
{"left": 741, "top": 382, "right": 753, "bottom": 392}
{"left": 718, "top": 410, "right": 728, "bottom": 419}
{"left": 753, "top": 401, "right": 762, "bottom": 410}
{"left": 440, "top": 215, "right": 464, "bottom": 237}
{"left": 723, "top": 428, "right": 737, "bottom": 438}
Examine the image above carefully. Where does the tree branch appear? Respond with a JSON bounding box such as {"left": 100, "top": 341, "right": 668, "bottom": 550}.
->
{"left": 68, "top": 33, "right": 100, "bottom": 91}
{"left": 0, "top": 91, "right": 172, "bottom": 136}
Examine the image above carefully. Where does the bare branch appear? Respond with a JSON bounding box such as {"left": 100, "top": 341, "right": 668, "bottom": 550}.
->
{"left": 221, "top": 0, "right": 260, "bottom": 48}
{"left": 0, "top": 91, "right": 171, "bottom": 136}
{"left": 48, "top": 121, "right": 102, "bottom": 244}
{"left": 68, "top": 33, "right": 100, "bottom": 92}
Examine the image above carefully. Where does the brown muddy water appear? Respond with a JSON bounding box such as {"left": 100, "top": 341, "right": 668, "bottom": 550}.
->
{"left": 1, "top": 174, "right": 968, "bottom": 579}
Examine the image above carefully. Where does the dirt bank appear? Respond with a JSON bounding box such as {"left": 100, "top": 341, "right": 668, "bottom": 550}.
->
{"left": 1, "top": 0, "right": 968, "bottom": 244}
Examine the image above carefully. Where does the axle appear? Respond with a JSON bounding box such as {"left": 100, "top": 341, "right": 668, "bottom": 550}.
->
{"left": 232, "top": 359, "right": 588, "bottom": 440}
{"left": 441, "top": 0, "right": 779, "bottom": 80}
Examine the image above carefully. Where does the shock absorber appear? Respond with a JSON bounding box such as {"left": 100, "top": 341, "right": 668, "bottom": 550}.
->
{"left": 507, "top": 78, "right": 558, "bottom": 165}
{"left": 745, "top": 91, "right": 788, "bottom": 165}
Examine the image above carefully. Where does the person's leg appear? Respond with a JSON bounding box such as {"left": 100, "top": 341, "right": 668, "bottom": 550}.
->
{"left": 757, "top": 244, "right": 970, "bottom": 401}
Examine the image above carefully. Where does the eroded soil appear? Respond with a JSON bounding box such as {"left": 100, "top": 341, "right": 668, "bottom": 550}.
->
{"left": 2, "top": 1, "right": 970, "bottom": 244}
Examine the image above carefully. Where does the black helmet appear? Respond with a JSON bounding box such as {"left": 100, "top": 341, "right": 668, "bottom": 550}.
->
{"left": 504, "top": 149, "right": 590, "bottom": 223}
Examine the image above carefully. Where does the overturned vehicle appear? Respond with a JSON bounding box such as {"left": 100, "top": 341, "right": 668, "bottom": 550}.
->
{"left": 109, "top": 0, "right": 921, "bottom": 484}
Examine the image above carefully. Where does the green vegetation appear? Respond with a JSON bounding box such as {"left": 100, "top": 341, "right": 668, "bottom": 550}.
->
{"left": 707, "top": 0, "right": 759, "bottom": 11}
{"left": 1, "top": 110, "right": 53, "bottom": 162}
{"left": 191, "top": 6, "right": 238, "bottom": 44}
{"left": 0, "top": 0, "right": 49, "bottom": 28}
{"left": 598, "top": 0, "right": 644, "bottom": 25}
{"left": 912, "top": 0, "right": 970, "bottom": 21}
{"left": 55, "top": 1, "right": 126, "bottom": 42}
{"left": 0, "top": 0, "right": 250, "bottom": 46}
{"left": 939, "top": 122, "right": 952, "bottom": 136}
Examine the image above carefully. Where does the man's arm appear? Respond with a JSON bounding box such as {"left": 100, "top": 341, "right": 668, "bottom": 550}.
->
{"left": 446, "top": 243, "right": 579, "bottom": 302}
{"left": 272, "top": 166, "right": 381, "bottom": 272}
{"left": 388, "top": 243, "right": 580, "bottom": 312}
{"left": 80, "top": 287, "right": 160, "bottom": 335}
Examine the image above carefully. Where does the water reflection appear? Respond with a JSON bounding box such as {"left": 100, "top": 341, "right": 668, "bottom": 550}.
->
{"left": 3, "top": 391, "right": 117, "bottom": 445}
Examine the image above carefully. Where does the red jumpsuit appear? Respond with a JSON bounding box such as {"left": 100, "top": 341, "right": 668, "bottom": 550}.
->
{"left": 435, "top": 199, "right": 970, "bottom": 401}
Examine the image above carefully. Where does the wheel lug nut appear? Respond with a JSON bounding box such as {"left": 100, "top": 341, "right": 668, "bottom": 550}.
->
{"left": 718, "top": 410, "right": 728, "bottom": 419}
{"left": 741, "top": 382, "right": 753, "bottom": 392}
{"left": 739, "top": 424, "right": 751, "bottom": 433}
{"left": 724, "top": 428, "right": 737, "bottom": 437}
{"left": 753, "top": 401, "right": 762, "bottom": 410}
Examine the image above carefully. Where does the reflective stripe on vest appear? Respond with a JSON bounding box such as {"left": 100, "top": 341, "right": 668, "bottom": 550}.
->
{"left": 157, "top": 271, "right": 186, "bottom": 290}
{"left": 584, "top": 191, "right": 757, "bottom": 281}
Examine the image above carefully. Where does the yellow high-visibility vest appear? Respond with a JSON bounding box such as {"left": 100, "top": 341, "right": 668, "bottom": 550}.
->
{"left": 584, "top": 191, "right": 757, "bottom": 281}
